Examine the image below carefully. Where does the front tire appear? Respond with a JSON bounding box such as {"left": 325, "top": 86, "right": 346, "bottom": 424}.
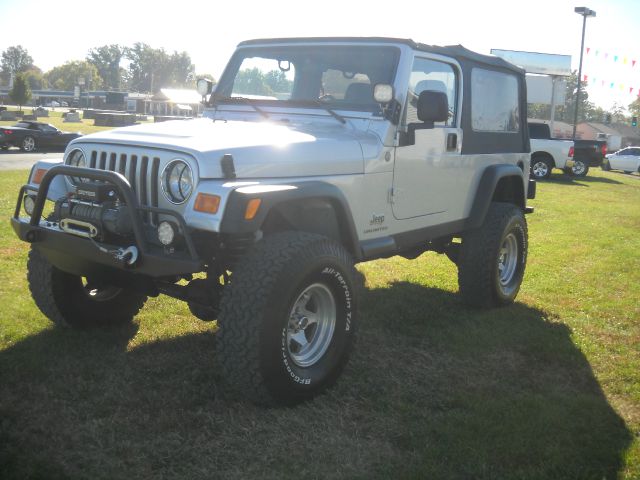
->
{"left": 458, "top": 202, "right": 528, "bottom": 308}
{"left": 21, "top": 135, "right": 36, "bottom": 152}
{"left": 217, "top": 232, "right": 358, "bottom": 405}
{"left": 27, "top": 247, "right": 147, "bottom": 328}
{"left": 601, "top": 160, "right": 611, "bottom": 171}
{"left": 530, "top": 155, "right": 552, "bottom": 180}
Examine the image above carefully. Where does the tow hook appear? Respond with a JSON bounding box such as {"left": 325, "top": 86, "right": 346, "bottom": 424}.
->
{"left": 114, "top": 246, "right": 139, "bottom": 266}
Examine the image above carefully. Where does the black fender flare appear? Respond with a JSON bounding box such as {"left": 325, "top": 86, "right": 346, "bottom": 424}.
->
{"left": 466, "top": 164, "right": 525, "bottom": 230}
{"left": 219, "top": 181, "right": 361, "bottom": 259}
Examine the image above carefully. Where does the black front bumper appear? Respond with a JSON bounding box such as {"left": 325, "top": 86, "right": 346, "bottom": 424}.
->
{"left": 12, "top": 165, "right": 204, "bottom": 278}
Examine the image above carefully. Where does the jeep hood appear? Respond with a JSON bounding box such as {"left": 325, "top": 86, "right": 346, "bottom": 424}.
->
{"left": 75, "top": 118, "right": 372, "bottom": 178}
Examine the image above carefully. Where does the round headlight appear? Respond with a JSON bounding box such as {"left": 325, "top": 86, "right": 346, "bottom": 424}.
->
{"left": 67, "top": 149, "right": 86, "bottom": 168}
{"left": 161, "top": 159, "right": 193, "bottom": 204}
{"left": 67, "top": 149, "right": 86, "bottom": 184}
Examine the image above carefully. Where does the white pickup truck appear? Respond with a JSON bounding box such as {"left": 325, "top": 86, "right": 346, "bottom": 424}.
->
{"left": 528, "top": 122, "right": 574, "bottom": 179}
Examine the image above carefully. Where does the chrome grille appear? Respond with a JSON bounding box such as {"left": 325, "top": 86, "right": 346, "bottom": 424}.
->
{"left": 87, "top": 150, "right": 161, "bottom": 225}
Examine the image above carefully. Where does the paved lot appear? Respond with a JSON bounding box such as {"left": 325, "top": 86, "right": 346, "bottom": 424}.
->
{"left": 0, "top": 149, "right": 64, "bottom": 170}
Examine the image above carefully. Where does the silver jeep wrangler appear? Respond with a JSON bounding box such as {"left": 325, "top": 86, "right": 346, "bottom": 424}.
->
{"left": 12, "top": 37, "right": 535, "bottom": 405}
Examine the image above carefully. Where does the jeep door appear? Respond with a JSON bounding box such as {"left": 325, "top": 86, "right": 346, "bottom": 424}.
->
{"left": 392, "top": 56, "right": 464, "bottom": 220}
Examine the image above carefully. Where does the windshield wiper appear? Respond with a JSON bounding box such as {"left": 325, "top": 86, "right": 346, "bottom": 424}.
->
{"left": 307, "top": 100, "right": 347, "bottom": 124}
{"left": 212, "top": 95, "right": 270, "bottom": 119}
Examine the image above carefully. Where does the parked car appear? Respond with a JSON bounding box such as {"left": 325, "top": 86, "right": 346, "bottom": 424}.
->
{"left": 0, "top": 121, "right": 82, "bottom": 152}
{"left": 602, "top": 147, "right": 640, "bottom": 173}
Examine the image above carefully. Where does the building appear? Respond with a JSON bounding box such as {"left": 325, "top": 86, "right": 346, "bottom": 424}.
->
{"left": 148, "top": 89, "right": 203, "bottom": 117}
{"left": 577, "top": 122, "right": 640, "bottom": 150}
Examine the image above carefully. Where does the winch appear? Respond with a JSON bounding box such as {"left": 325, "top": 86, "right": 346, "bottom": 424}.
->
{"left": 54, "top": 182, "right": 133, "bottom": 240}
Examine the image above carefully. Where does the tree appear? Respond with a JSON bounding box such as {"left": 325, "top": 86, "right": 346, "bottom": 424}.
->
{"left": 87, "top": 44, "right": 126, "bottom": 91}
{"left": 45, "top": 61, "right": 102, "bottom": 91}
{"left": 10, "top": 73, "right": 32, "bottom": 111}
{"left": 629, "top": 97, "right": 640, "bottom": 118}
{"left": 23, "top": 66, "right": 46, "bottom": 90}
{"left": 1, "top": 45, "right": 34, "bottom": 76}
{"left": 264, "top": 70, "right": 292, "bottom": 95}
{"left": 555, "top": 71, "right": 596, "bottom": 124}
{"left": 609, "top": 102, "right": 627, "bottom": 124}
{"left": 126, "top": 43, "right": 195, "bottom": 93}
{"left": 234, "top": 68, "right": 273, "bottom": 96}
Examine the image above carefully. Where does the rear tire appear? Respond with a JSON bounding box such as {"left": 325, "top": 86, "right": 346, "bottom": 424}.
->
{"left": 217, "top": 231, "right": 358, "bottom": 406}
{"left": 458, "top": 202, "right": 528, "bottom": 308}
{"left": 570, "top": 159, "right": 589, "bottom": 177}
{"left": 27, "top": 247, "right": 147, "bottom": 328}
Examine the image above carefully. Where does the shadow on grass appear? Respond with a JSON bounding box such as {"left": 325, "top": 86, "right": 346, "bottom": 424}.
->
{"left": 0, "top": 282, "right": 632, "bottom": 479}
{"left": 545, "top": 172, "right": 624, "bottom": 186}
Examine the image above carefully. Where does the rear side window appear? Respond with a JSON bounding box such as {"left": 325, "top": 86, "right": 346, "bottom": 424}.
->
{"left": 528, "top": 123, "right": 549, "bottom": 139}
{"left": 471, "top": 69, "right": 520, "bottom": 133}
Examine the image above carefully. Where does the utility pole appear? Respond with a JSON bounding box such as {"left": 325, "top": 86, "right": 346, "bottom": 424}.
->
{"left": 572, "top": 6, "right": 596, "bottom": 140}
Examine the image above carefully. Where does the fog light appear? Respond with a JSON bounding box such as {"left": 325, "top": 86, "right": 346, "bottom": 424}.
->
{"left": 158, "top": 221, "right": 176, "bottom": 246}
{"left": 24, "top": 195, "right": 36, "bottom": 216}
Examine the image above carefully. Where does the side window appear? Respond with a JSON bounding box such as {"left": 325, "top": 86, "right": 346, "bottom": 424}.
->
{"left": 405, "top": 58, "right": 457, "bottom": 127}
{"left": 471, "top": 69, "right": 520, "bottom": 132}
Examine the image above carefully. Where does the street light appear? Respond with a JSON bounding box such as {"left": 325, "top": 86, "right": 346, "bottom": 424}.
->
{"left": 572, "top": 6, "right": 596, "bottom": 140}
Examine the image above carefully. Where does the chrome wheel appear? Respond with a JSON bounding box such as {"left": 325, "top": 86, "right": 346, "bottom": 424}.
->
{"left": 498, "top": 233, "right": 518, "bottom": 289}
{"left": 572, "top": 160, "right": 586, "bottom": 176}
{"left": 532, "top": 161, "right": 549, "bottom": 178}
{"left": 22, "top": 136, "right": 36, "bottom": 152}
{"left": 287, "top": 283, "right": 336, "bottom": 368}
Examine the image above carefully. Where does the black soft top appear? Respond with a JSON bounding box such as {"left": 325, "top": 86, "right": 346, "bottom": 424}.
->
{"left": 238, "top": 37, "right": 524, "bottom": 76}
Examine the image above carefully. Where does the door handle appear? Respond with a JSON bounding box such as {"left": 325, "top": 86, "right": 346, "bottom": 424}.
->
{"left": 446, "top": 133, "right": 457, "bottom": 151}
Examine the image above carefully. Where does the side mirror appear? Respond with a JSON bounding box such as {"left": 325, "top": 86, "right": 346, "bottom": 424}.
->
{"left": 197, "top": 78, "right": 214, "bottom": 98}
{"left": 405, "top": 90, "right": 449, "bottom": 145}
{"left": 416, "top": 90, "right": 448, "bottom": 125}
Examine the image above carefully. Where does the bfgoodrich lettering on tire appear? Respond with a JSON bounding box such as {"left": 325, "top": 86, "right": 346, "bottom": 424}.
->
{"left": 458, "top": 202, "right": 528, "bottom": 308}
{"left": 216, "top": 231, "right": 358, "bottom": 406}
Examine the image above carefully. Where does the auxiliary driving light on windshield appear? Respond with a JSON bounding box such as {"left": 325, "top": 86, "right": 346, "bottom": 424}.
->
{"left": 157, "top": 221, "right": 176, "bottom": 246}
{"left": 23, "top": 195, "right": 36, "bottom": 216}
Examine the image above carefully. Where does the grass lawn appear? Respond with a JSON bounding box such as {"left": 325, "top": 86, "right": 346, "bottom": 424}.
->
{"left": 0, "top": 168, "right": 638, "bottom": 479}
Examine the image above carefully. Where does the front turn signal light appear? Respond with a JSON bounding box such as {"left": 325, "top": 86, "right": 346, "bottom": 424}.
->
{"left": 32, "top": 168, "right": 47, "bottom": 184}
{"left": 244, "top": 198, "right": 262, "bottom": 220}
{"left": 194, "top": 193, "right": 220, "bottom": 214}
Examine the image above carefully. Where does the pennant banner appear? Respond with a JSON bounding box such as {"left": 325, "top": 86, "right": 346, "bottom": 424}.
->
{"left": 586, "top": 47, "right": 639, "bottom": 69}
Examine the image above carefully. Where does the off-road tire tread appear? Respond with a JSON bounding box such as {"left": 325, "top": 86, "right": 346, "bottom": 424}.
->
{"left": 458, "top": 202, "right": 527, "bottom": 308}
{"left": 27, "top": 247, "right": 146, "bottom": 328}
{"left": 216, "top": 231, "right": 357, "bottom": 405}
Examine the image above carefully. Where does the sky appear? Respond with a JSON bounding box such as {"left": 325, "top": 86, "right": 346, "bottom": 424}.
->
{"left": 1, "top": 0, "right": 639, "bottom": 111}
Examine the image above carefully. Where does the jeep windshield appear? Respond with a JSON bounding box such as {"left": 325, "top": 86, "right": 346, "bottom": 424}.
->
{"left": 212, "top": 45, "right": 400, "bottom": 116}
